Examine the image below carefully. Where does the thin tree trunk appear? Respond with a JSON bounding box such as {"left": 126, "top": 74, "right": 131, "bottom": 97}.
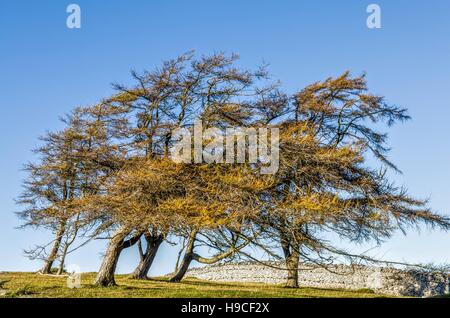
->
{"left": 57, "top": 243, "right": 69, "bottom": 275}
{"left": 43, "top": 177, "right": 75, "bottom": 275}
{"left": 130, "top": 233, "right": 164, "bottom": 279}
{"left": 169, "top": 230, "right": 197, "bottom": 283}
{"left": 57, "top": 218, "right": 80, "bottom": 275}
{"left": 94, "top": 227, "right": 142, "bottom": 286}
{"left": 41, "top": 221, "right": 66, "bottom": 274}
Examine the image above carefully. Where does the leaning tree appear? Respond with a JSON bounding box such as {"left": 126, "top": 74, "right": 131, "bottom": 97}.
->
{"left": 249, "top": 72, "right": 450, "bottom": 287}
{"left": 17, "top": 114, "right": 86, "bottom": 274}
{"left": 19, "top": 53, "right": 449, "bottom": 289}
{"left": 88, "top": 52, "right": 273, "bottom": 285}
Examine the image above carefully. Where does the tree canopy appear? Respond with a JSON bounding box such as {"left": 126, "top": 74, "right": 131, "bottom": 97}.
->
{"left": 17, "top": 52, "right": 450, "bottom": 287}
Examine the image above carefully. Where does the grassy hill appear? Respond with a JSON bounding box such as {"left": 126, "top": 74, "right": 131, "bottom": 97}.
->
{"left": 0, "top": 272, "right": 390, "bottom": 298}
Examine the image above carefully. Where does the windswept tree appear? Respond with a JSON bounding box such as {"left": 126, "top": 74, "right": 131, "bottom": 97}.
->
{"left": 19, "top": 53, "right": 449, "bottom": 290}
{"left": 18, "top": 103, "right": 128, "bottom": 275}
{"left": 87, "top": 52, "right": 272, "bottom": 285}
{"left": 130, "top": 227, "right": 165, "bottom": 280}
{"left": 17, "top": 119, "right": 84, "bottom": 274}
{"left": 250, "top": 73, "right": 450, "bottom": 287}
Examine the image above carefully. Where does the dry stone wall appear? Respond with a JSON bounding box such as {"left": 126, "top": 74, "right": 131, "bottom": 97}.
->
{"left": 187, "top": 262, "right": 449, "bottom": 297}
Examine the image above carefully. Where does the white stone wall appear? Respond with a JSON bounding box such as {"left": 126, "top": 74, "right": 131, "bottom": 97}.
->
{"left": 187, "top": 262, "right": 450, "bottom": 297}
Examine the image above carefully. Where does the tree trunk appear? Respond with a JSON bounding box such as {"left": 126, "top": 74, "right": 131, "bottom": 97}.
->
{"left": 281, "top": 233, "right": 300, "bottom": 288}
{"left": 284, "top": 251, "right": 300, "bottom": 288}
{"left": 169, "top": 228, "right": 249, "bottom": 282}
{"left": 130, "top": 233, "right": 164, "bottom": 279}
{"left": 57, "top": 214, "right": 81, "bottom": 275}
{"left": 57, "top": 243, "right": 69, "bottom": 275}
{"left": 169, "top": 230, "right": 197, "bottom": 283}
{"left": 94, "top": 227, "right": 142, "bottom": 286}
{"left": 41, "top": 221, "right": 66, "bottom": 274}
{"left": 169, "top": 252, "right": 193, "bottom": 283}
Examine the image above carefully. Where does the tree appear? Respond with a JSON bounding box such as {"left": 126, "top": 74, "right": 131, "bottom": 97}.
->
{"left": 87, "top": 154, "right": 267, "bottom": 284}
{"left": 65, "top": 103, "right": 134, "bottom": 286}
{"left": 87, "top": 52, "right": 271, "bottom": 285}
{"left": 19, "top": 53, "right": 449, "bottom": 290}
{"left": 250, "top": 72, "right": 450, "bottom": 287}
{"left": 130, "top": 227, "right": 165, "bottom": 279}
{"left": 17, "top": 122, "right": 83, "bottom": 274}
{"left": 17, "top": 104, "right": 126, "bottom": 275}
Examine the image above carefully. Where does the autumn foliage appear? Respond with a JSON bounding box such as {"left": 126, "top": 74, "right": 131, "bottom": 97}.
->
{"left": 17, "top": 53, "right": 450, "bottom": 287}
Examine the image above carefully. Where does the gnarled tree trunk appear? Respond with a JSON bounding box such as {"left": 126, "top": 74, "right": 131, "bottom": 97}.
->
{"left": 284, "top": 250, "right": 300, "bottom": 288}
{"left": 169, "top": 230, "right": 197, "bottom": 283}
{"left": 94, "top": 227, "right": 142, "bottom": 286}
{"left": 41, "top": 221, "right": 66, "bottom": 274}
{"left": 169, "top": 229, "right": 250, "bottom": 283}
{"left": 130, "top": 231, "right": 164, "bottom": 279}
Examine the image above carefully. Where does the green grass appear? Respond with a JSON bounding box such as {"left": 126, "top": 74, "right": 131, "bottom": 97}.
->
{"left": 0, "top": 272, "right": 391, "bottom": 298}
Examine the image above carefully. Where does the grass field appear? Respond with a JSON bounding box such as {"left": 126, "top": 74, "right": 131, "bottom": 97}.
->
{"left": 0, "top": 272, "right": 391, "bottom": 298}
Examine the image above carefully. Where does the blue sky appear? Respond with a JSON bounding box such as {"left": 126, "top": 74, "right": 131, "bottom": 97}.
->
{"left": 0, "top": 0, "right": 449, "bottom": 275}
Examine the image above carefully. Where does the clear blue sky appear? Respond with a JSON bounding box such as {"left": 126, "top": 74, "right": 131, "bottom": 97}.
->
{"left": 1, "top": 0, "right": 449, "bottom": 275}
